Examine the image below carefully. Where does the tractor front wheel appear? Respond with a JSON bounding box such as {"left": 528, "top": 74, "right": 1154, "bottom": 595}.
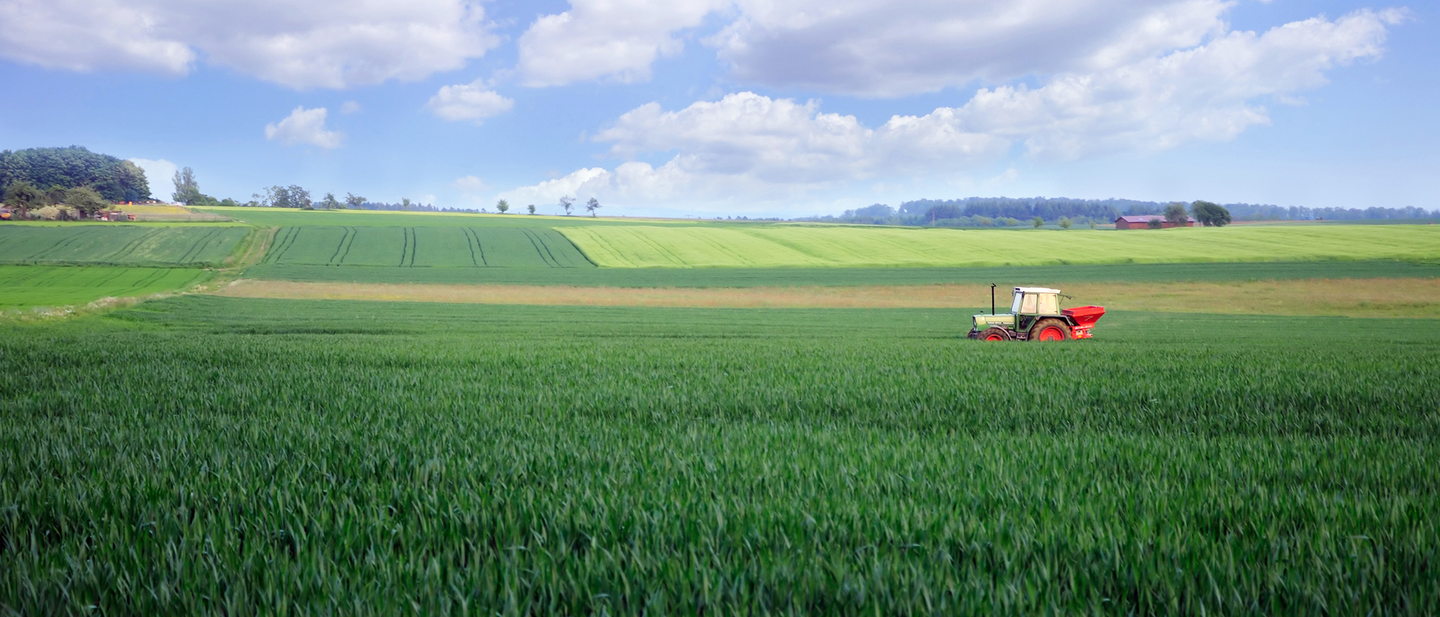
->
{"left": 981, "top": 327, "right": 1011, "bottom": 341}
{"left": 1030, "top": 319, "right": 1071, "bottom": 342}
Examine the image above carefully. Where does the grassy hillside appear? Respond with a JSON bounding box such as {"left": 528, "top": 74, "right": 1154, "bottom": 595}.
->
{"left": 559, "top": 224, "right": 1440, "bottom": 268}
{"left": 0, "top": 225, "right": 250, "bottom": 267}
{"left": 3, "top": 296, "right": 1437, "bottom": 613}
{"left": 261, "top": 226, "right": 594, "bottom": 268}
{"left": 0, "top": 265, "right": 212, "bottom": 309}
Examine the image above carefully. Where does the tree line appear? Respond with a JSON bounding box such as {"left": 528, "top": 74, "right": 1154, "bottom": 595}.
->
{"left": 799, "top": 196, "right": 1435, "bottom": 227}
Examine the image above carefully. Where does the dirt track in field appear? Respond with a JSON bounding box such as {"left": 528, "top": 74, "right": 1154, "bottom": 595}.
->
{"left": 213, "top": 278, "right": 1440, "bottom": 317}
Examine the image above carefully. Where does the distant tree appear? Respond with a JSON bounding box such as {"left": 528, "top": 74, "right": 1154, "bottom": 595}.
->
{"left": 1191, "top": 200, "right": 1232, "bottom": 227}
{"left": 1164, "top": 202, "right": 1190, "bottom": 226}
{"left": 3, "top": 180, "right": 44, "bottom": 215}
{"left": 319, "top": 192, "right": 342, "bottom": 210}
{"left": 172, "top": 167, "right": 204, "bottom": 205}
{"left": 401, "top": 197, "right": 411, "bottom": 211}
{"left": 527, "top": 204, "right": 536, "bottom": 215}
{"left": 45, "top": 185, "right": 67, "bottom": 206}
{"left": 585, "top": 197, "right": 601, "bottom": 217}
{"left": 289, "top": 185, "right": 312, "bottom": 210}
{"left": 496, "top": 199, "right": 510, "bottom": 214}
{"left": 64, "top": 186, "right": 108, "bottom": 216}
{"left": 1059, "top": 217, "right": 1072, "bottom": 229}
{"left": 113, "top": 160, "right": 150, "bottom": 202}
{"left": 346, "top": 193, "right": 366, "bottom": 210}
{"left": 1146, "top": 218, "right": 1164, "bottom": 229}
{"left": 1088, "top": 220, "right": 1097, "bottom": 229}
{"left": 559, "top": 196, "right": 574, "bottom": 216}
{"left": 1032, "top": 216, "right": 1044, "bottom": 228}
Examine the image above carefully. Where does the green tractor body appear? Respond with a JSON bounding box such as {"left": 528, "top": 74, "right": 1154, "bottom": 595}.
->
{"left": 967, "top": 287, "right": 1106, "bottom": 342}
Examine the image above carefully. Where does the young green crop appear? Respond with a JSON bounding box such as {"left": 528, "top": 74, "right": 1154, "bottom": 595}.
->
{"left": 262, "top": 226, "right": 594, "bottom": 268}
{"left": 0, "top": 265, "right": 212, "bottom": 308}
{"left": 0, "top": 225, "right": 250, "bottom": 266}
{"left": 2, "top": 297, "right": 1437, "bottom": 614}
{"left": 242, "top": 259, "right": 1440, "bottom": 288}
{"left": 558, "top": 224, "right": 1440, "bottom": 268}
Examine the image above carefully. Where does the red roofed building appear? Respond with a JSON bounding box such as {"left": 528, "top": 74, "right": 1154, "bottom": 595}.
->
{"left": 1115, "top": 215, "right": 1196, "bottom": 229}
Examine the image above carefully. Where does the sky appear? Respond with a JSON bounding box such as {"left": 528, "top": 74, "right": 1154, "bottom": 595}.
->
{"left": 0, "top": 0, "right": 1435, "bottom": 218}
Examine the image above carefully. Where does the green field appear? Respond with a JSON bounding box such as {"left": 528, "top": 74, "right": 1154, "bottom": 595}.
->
{"left": 559, "top": 224, "right": 1440, "bottom": 268}
{"left": 244, "top": 259, "right": 1440, "bottom": 287}
{"left": 0, "top": 225, "right": 250, "bottom": 267}
{"left": 2, "top": 296, "right": 1437, "bottom": 613}
{"left": 0, "top": 265, "right": 212, "bottom": 308}
{"left": 262, "top": 226, "right": 594, "bottom": 268}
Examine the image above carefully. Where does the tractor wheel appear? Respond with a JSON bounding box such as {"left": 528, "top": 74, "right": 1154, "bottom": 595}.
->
{"left": 1030, "top": 319, "right": 1071, "bottom": 342}
{"left": 980, "top": 327, "right": 1011, "bottom": 341}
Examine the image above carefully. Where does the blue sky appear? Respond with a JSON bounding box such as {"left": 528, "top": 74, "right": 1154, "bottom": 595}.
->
{"left": 0, "top": 0, "right": 1434, "bottom": 217}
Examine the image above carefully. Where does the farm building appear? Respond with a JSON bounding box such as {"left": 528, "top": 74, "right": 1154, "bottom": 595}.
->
{"left": 1114, "top": 215, "right": 1196, "bottom": 229}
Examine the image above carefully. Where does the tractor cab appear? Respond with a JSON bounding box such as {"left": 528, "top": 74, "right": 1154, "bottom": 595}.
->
{"left": 968, "top": 286, "right": 1105, "bottom": 342}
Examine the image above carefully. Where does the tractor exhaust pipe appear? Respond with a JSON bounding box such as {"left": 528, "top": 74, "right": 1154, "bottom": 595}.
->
{"left": 990, "top": 283, "right": 996, "bottom": 315}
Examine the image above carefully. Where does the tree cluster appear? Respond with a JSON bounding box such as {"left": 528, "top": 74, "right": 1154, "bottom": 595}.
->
{"left": 0, "top": 147, "right": 151, "bottom": 214}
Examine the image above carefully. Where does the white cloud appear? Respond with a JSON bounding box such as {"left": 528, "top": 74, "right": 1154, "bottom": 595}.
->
{"left": 427, "top": 81, "right": 514, "bottom": 123}
{"left": 340, "top": 101, "right": 362, "bottom": 114}
{"left": 516, "top": 0, "right": 727, "bottom": 87}
{"left": 127, "top": 158, "right": 178, "bottom": 199}
{"left": 504, "top": 10, "right": 1400, "bottom": 208}
{"left": 712, "top": 0, "right": 1229, "bottom": 97}
{"left": 453, "top": 175, "right": 487, "bottom": 190}
{"left": 0, "top": 0, "right": 498, "bottom": 89}
{"left": 264, "top": 106, "right": 344, "bottom": 149}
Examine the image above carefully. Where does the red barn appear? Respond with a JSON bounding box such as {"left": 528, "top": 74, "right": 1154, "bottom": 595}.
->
{"left": 1115, "top": 215, "right": 1196, "bottom": 229}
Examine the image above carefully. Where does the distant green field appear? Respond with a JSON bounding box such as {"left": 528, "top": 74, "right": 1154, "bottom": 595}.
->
{"left": 262, "top": 226, "right": 594, "bottom": 268}
{"left": 560, "top": 224, "right": 1440, "bottom": 268}
{"left": 0, "top": 265, "right": 211, "bottom": 308}
{"left": 0, "top": 225, "right": 250, "bottom": 266}
{"left": 243, "top": 259, "right": 1440, "bottom": 287}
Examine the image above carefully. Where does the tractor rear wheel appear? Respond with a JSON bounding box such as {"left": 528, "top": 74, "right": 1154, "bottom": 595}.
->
{"left": 980, "top": 327, "right": 1011, "bottom": 341}
{"left": 1030, "top": 319, "right": 1071, "bottom": 342}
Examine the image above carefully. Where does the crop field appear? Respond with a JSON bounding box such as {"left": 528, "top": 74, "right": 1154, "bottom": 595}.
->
{"left": 242, "top": 258, "right": 1440, "bottom": 287}
{"left": 261, "top": 226, "right": 594, "bottom": 268}
{"left": 214, "top": 276, "right": 1440, "bottom": 317}
{"left": 0, "top": 265, "right": 212, "bottom": 309}
{"left": 0, "top": 225, "right": 249, "bottom": 266}
{"left": 2, "top": 296, "right": 1438, "bottom": 613}
{"left": 559, "top": 224, "right": 1440, "bottom": 268}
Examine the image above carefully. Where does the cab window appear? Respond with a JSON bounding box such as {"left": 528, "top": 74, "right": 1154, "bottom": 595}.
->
{"left": 1011, "top": 293, "right": 1024, "bottom": 313}
{"left": 1037, "top": 294, "right": 1058, "bottom": 314}
{"left": 1019, "top": 293, "right": 1037, "bottom": 314}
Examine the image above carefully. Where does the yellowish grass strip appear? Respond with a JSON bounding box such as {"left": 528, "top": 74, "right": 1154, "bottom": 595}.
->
{"left": 212, "top": 278, "right": 1440, "bottom": 318}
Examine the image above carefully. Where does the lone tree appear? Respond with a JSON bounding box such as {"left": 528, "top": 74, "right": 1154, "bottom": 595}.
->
{"left": 559, "top": 196, "right": 574, "bottom": 216}
{"left": 1191, "top": 200, "right": 1232, "bottom": 227}
{"left": 1032, "top": 216, "right": 1044, "bottom": 228}
{"left": 172, "top": 167, "right": 203, "bottom": 205}
{"left": 319, "top": 192, "right": 342, "bottom": 210}
{"left": 496, "top": 199, "right": 510, "bottom": 214}
{"left": 401, "top": 197, "right": 411, "bottom": 211}
{"left": 585, "top": 197, "right": 601, "bottom": 217}
{"left": 1164, "top": 202, "right": 1190, "bottom": 226}
{"left": 1059, "top": 217, "right": 1072, "bottom": 229}
{"left": 65, "top": 187, "right": 109, "bottom": 216}
{"left": 527, "top": 204, "right": 536, "bottom": 215}
{"left": 346, "top": 193, "right": 366, "bottom": 210}
{"left": 3, "top": 180, "right": 44, "bottom": 216}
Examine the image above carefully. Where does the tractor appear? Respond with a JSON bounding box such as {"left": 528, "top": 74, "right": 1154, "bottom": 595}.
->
{"left": 967, "top": 285, "right": 1105, "bottom": 341}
